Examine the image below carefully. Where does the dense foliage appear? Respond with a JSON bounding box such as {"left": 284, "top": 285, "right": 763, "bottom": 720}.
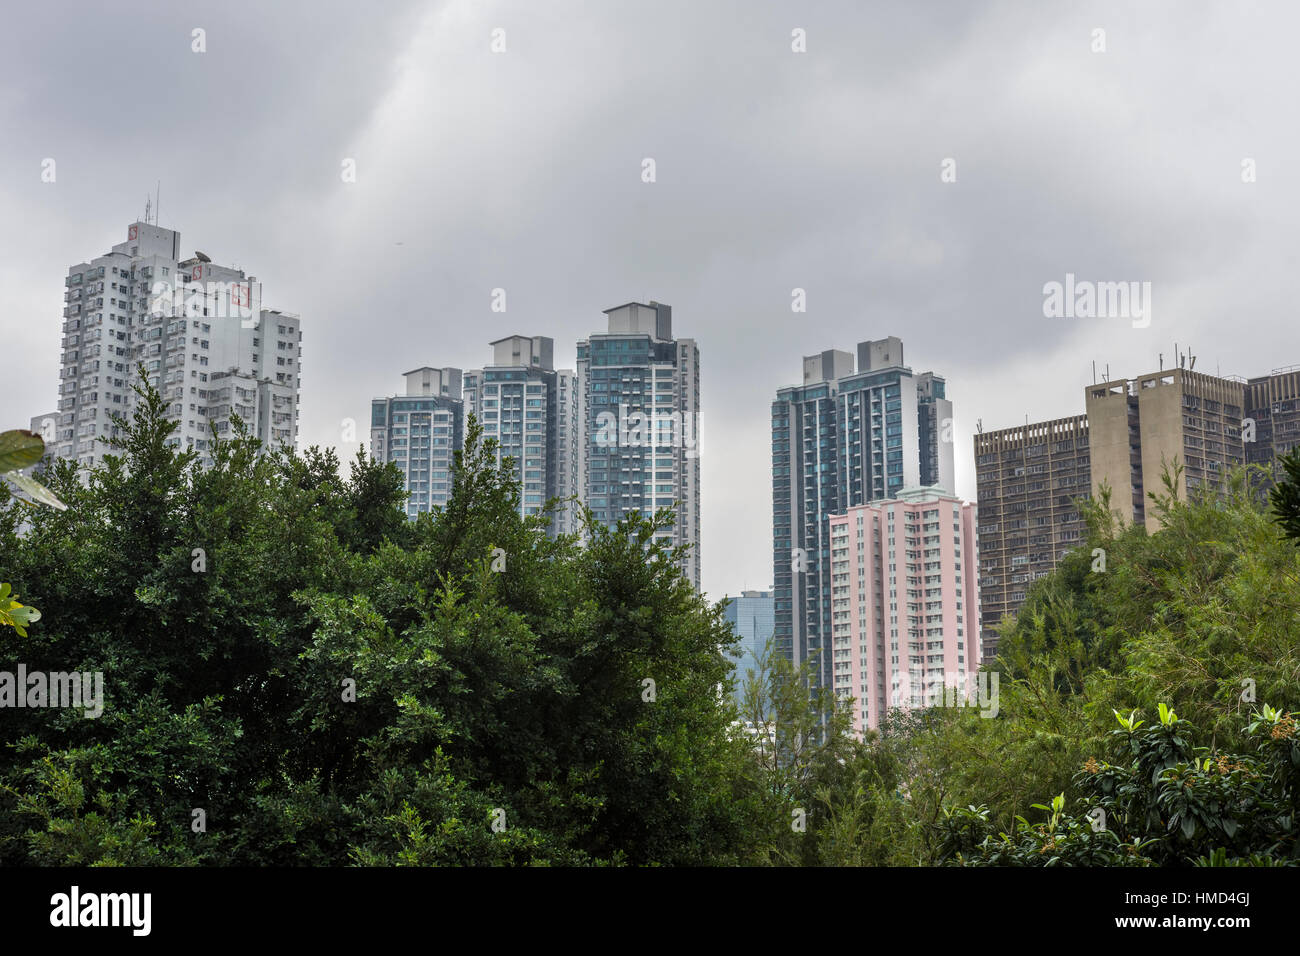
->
{"left": 0, "top": 379, "right": 780, "bottom": 865}
{"left": 1, "top": 382, "right": 1298, "bottom": 866}
{"left": 937, "top": 703, "right": 1299, "bottom": 866}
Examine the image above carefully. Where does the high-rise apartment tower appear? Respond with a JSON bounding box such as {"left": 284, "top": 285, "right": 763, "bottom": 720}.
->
{"left": 772, "top": 338, "right": 956, "bottom": 691}
{"left": 54, "top": 220, "right": 300, "bottom": 470}
{"left": 576, "top": 302, "right": 700, "bottom": 587}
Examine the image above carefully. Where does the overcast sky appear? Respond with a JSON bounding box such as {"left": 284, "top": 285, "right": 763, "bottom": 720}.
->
{"left": 4, "top": 0, "right": 1298, "bottom": 598}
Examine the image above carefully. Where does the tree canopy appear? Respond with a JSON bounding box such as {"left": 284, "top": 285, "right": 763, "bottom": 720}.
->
{"left": 2, "top": 382, "right": 1298, "bottom": 866}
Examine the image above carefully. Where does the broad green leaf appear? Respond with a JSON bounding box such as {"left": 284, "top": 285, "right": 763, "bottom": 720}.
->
{"left": 0, "top": 430, "right": 45, "bottom": 473}
{"left": 5, "top": 471, "right": 67, "bottom": 510}
{"left": 8, "top": 604, "right": 39, "bottom": 626}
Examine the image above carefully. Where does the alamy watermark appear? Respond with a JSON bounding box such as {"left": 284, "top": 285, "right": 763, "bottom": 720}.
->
{"left": 889, "top": 668, "right": 999, "bottom": 718}
{"left": 50, "top": 886, "right": 150, "bottom": 935}
{"left": 0, "top": 665, "right": 103, "bottom": 718}
{"left": 594, "top": 404, "right": 700, "bottom": 457}
{"left": 149, "top": 277, "right": 258, "bottom": 328}
{"left": 1043, "top": 273, "right": 1151, "bottom": 328}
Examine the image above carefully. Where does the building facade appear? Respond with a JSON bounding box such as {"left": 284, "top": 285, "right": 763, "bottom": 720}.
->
{"left": 576, "top": 302, "right": 700, "bottom": 587}
{"left": 54, "top": 220, "right": 300, "bottom": 470}
{"left": 370, "top": 367, "right": 464, "bottom": 518}
{"left": 29, "top": 412, "right": 59, "bottom": 448}
{"left": 828, "top": 489, "right": 979, "bottom": 735}
{"left": 722, "top": 590, "right": 775, "bottom": 708}
{"left": 1087, "top": 368, "right": 1246, "bottom": 532}
{"left": 1245, "top": 366, "right": 1300, "bottom": 484}
{"left": 972, "top": 415, "right": 1091, "bottom": 660}
{"left": 772, "top": 338, "right": 955, "bottom": 692}
{"left": 972, "top": 361, "right": 1300, "bottom": 658}
{"left": 463, "top": 335, "right": 580, "bottom": 536}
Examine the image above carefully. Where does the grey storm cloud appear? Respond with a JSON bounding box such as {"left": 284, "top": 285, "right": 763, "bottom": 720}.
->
{"left": 3, "top": 0, "right": 1298, "bottom": 596}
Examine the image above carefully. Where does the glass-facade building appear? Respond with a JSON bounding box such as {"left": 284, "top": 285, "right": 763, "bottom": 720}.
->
{"left": 722, "top": 590, "right": 775, "bottom": 707}
{"left": 772, "top": 338, "right": 954, "bottom": 692}
{"left": 577, "top": 302, "right": 700, "bottom": 588}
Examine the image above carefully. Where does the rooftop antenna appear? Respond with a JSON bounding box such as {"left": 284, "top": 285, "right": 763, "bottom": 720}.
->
{"left": 144, "top": 195, "right": 151, "bottom": 224}
{"left": 976, "top": 417, "right": 983, "bottom": 435}
{"left": 1159, "top": 352, "right": 1163, "bottom": 370}
{"left": 1092, "top": 360, "right": 1096, "bottom": 384}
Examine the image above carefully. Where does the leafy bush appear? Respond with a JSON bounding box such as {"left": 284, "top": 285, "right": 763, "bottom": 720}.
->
{"left": 936, "top": 704, "right": 1299, "bottom": 866}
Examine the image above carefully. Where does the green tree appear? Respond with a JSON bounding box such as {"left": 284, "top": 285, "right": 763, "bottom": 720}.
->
{"left": 0, "top": 372, "right": 773, "bottom": 866}
{"left": 937, "top": 704, "right": 1300, "bottom": 866}
{"left": 1271, "top": 446, "right": 1300, "bottom": 543}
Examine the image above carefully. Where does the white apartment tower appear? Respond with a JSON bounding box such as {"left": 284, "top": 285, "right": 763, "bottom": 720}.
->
{"left": 370, "top": 367, "right": 464, "bottom": 518}
{"left": 55, "top": 220, "right": 300, "bottom": 469}
{"left": 463, "top": 335, "right": 581, "bottom": 537}
{"left": 576, "top": 302, "right": 701, "bottom": 588}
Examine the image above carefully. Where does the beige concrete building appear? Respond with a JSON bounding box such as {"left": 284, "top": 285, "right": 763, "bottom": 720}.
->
{"left": 1083, "top": 380, "right": 1143, "bottom": 527}
{"left": 1087, "top": 369, "right": 1246, "bottom": 532}
{"left": 974, "top": 362, "right": 1297, "bottom": 657}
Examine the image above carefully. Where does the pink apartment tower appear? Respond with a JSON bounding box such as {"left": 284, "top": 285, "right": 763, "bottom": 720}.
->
{"left": 828, "top": 488, "right": 980, "bottom": 735}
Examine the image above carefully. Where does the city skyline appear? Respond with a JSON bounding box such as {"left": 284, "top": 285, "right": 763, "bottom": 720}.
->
{"left": 6, "top": 1, "right": 1300, "bottom": 599}
{"left": 16, "top": 218, "right": 1300, "bottom": 598}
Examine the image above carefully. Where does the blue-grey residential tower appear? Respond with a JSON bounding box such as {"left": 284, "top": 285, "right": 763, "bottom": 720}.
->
{"left": 577, "top": 302, "right": 700, "bottom": 588}
{"left": 772, "top": 338, "right": 954, "bottom": 691}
